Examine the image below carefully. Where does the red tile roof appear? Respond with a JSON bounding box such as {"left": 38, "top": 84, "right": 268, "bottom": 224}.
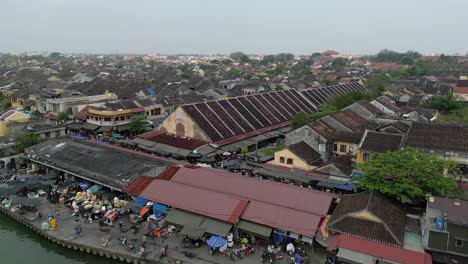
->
{"left": 1, "top": 110, "right": 16, "bottom": 120}
{"left": 138, "top": 130, "right": 207, "bottom": 150}
{"left": 454, "top": 87, "right": 468, "bottom": 94}
{"left": 138, "top": 179, "right": 248, "bottom": 223}
{"left": 328, "top": 234, "right": 432, "bottom": 264}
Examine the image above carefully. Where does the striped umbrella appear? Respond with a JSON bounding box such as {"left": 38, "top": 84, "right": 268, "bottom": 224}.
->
{"left": 206, "top": 236, "right": 228, "bottom": 248}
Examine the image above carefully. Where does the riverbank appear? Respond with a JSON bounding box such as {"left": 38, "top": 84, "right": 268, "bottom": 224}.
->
{"left": 0, "top": 198, "right": 148, "bottom": 264}
{"left": 0, "top": 214, "right": 114, "bottom": 264}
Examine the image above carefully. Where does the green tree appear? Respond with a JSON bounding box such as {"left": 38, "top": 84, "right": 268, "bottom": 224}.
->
{"left": 0, "top": 98, "right": 11, "bottom": 110}
{"left": 221, "top": 59, "right": 233, "bottom": 65}
{"left": 262, "top": 55, "right": 276, "bottom": 64}
{"left": 14, "top": 131, "right": 39, "bottom": 154}
{"left": 310, "top": 103, "right": 338, "bottom": 120}
{"left": 291, "top": 112, "right": 311, "bottom": 129}
{"left": 365, "top": 73, "right": 390, "bottom": 98}
{"left": 331, "top": 58, "right": 348, "bottom": 70}
{"left": 49, "top": 52, "right": 61, "bottom": 59}
{"left": 228, "top": 68, "right": 241, "bottom": 77}
{"left": 327, "top": 91, "right": 370, "bottom": 110}
{"left": 375, "top": 49, "right": 422, "bottom": 63}
{"left": 400, "top": 56, "right": 414, "bottom": 65}
{"left": 129, "top": 115, "right": 146, "bottom": 133}
{"left": 324, "top": 79, "right": 339, "bottom": 86}
{"left": 230, "top": 52, "right": 250, "bottom": 63}
{"left": 57, "top": 111, "right": 69, "bottom": 121}
{"left": 425, "top": 94, "right": 464, "bottom": 112}
{"left": 275, "top": 53, "right": 294, "bottom": 63}
{"left": 311, "top": 52, "right": 322, "bottom": 58}
{"left": 355, "top": 148, "right": 459, "bottom": 204}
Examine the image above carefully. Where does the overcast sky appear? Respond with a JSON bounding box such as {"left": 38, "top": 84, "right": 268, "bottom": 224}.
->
{"left": 1, "top": 0, "right": 467, "bottom": 55}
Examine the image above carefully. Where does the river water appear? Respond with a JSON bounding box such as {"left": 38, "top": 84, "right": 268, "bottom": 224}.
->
{"left": 0, "top": 215, "right": 113, "bottom": 264}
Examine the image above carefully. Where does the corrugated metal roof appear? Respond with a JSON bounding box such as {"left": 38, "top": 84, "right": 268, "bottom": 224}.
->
{"left": 171, "top": 167, "right": 335, "bottom": 216}
{"left": 138, "top": 179, "right": 248, "bottom": 224}
{"left": 242, "top": 201, "right": 321, "bottom": 237}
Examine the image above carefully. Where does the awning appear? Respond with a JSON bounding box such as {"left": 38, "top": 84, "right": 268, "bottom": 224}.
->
{"left": 236, "top": 220, "right": 272, "bottom": 238}
{"left": 81, "top": 123, "right": 100, "bottom": 131}
{"left": 66, "top": 123, "right": 82, "bottom": 130}
{"left": 337, "top": 248, "right": 374, "bottom": 264}
{"left": 164, "top": 209, "right": 204, "bottom": 227}
{"left": 199, "top": 217, "right": 232, "bottom": 237}
{"left": 180, "top": 226, "right": 206, "bottom": 239}
{"left": 116, "top": 123, "right": 133, "bottom": 131}
{"left": 98, "top": 126, "right": 112, "bottom": 132}
{"left": 165, "top": 209, "right": 232, "bottom": 237}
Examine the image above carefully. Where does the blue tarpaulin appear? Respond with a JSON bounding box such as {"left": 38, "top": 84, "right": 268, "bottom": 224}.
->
{"left": 207, "top": 236, "right": 227, "bottom": 248}
{"left": 72, "top": 136, "right": 88, "bottom": 140}
{"left": 77, "top": 179, "right": 92, "bottom": 190}
{"left": 131, "top": 196, "right": 148, "bottom": 206}
{"left": 147, "top": 88, "right": 156, "bottom": 96}
{"left": 112, "top": 133, "right": 122, "bottom": 138}
{"left": 87, "top": 185, "right": 103, "bottom": 193}
{"left": 273, "top": 230, "right": 285, "bottom": 243}
{"left": 153, "top": 203, "right": 168, "bottom": 219}
{"left": 334, "top": 182, "right": 355, "bottom": 191}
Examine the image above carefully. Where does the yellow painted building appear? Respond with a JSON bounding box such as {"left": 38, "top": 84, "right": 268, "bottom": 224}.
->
{"left": 333, "top": 141, "right": 358, "bottom": 156}
{"left": 11, "top": 98, "right": 25, "bottom": 108}
{"left": 159, "top": 106, "right": 208, "bottom": 140}
{"left": 356, "top": 151, "right": 373, "bottom": 164}
{"left": 269, "top": 141, "right": 322, "bottom": 171}
{"left": 270, "top": 148, "right": 316, "bottom": 171}
{"left": 0, "top": 110, "right": 30, "bottom": 137}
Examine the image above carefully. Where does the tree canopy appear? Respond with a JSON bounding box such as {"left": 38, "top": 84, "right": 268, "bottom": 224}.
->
{"left": 425, "top": 94, "right": 464, "bottom": 112}
{"left": 229, "top": 52, "right": 250, "bottom": 63}
{"left": 129, "top": 115, "right": 146, "bottom": 133}
{"left": 291, "top": 112, "right": 311, "bottom": 129}
{"left": 327, "top": 90, "right": 370, "bottom": 110}
{"left": 58, "top": 111, "right": 69, "bottom": 121}
{"left": 331, "top": 58, "right": 348, "bottom": 70}
{"left": 375, "top": 49, "right": 422, "bottom": 63}
{"left": 14, "top": 131, "right": 39, "bottom": 154}
{"left": 355, "top": 148, "right": 459, "bottom": 204}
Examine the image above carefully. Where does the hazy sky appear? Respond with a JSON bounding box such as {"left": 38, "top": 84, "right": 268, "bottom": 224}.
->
{"left": 1, "top": 0, "right": 467, "bottom": 55}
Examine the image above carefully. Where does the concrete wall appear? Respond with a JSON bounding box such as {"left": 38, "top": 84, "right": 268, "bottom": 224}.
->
{"left": 285, "top": 126, "right": 329, "bottom": 158}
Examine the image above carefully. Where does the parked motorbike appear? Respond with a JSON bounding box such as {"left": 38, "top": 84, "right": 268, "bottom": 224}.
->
{"left": 159, "top": 245, "right": 168, "bottom": 258}
{"left": 226, "top": 250, "right": 237, "bottom": 261}
{"left": 119, "top": 237, "right": 135, "bottom": 251}
{"left": 130, "top": 225, "right": 139, "bottom": 234}
{"left": 182, "top": 236, "right": 201, "bottom": 248}
{"left": 183, "top": 251, "right": 195, "bottom": 259}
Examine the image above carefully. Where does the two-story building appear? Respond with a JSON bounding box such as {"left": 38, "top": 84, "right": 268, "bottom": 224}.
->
{"left": 356, "top": 130, "right": 405, "bottom": 163}
{"left": 422, "top": 196, "right": 468, "bottom": 263}
{"left": 404, "top": 122, "right": 468, "bottom": 178}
